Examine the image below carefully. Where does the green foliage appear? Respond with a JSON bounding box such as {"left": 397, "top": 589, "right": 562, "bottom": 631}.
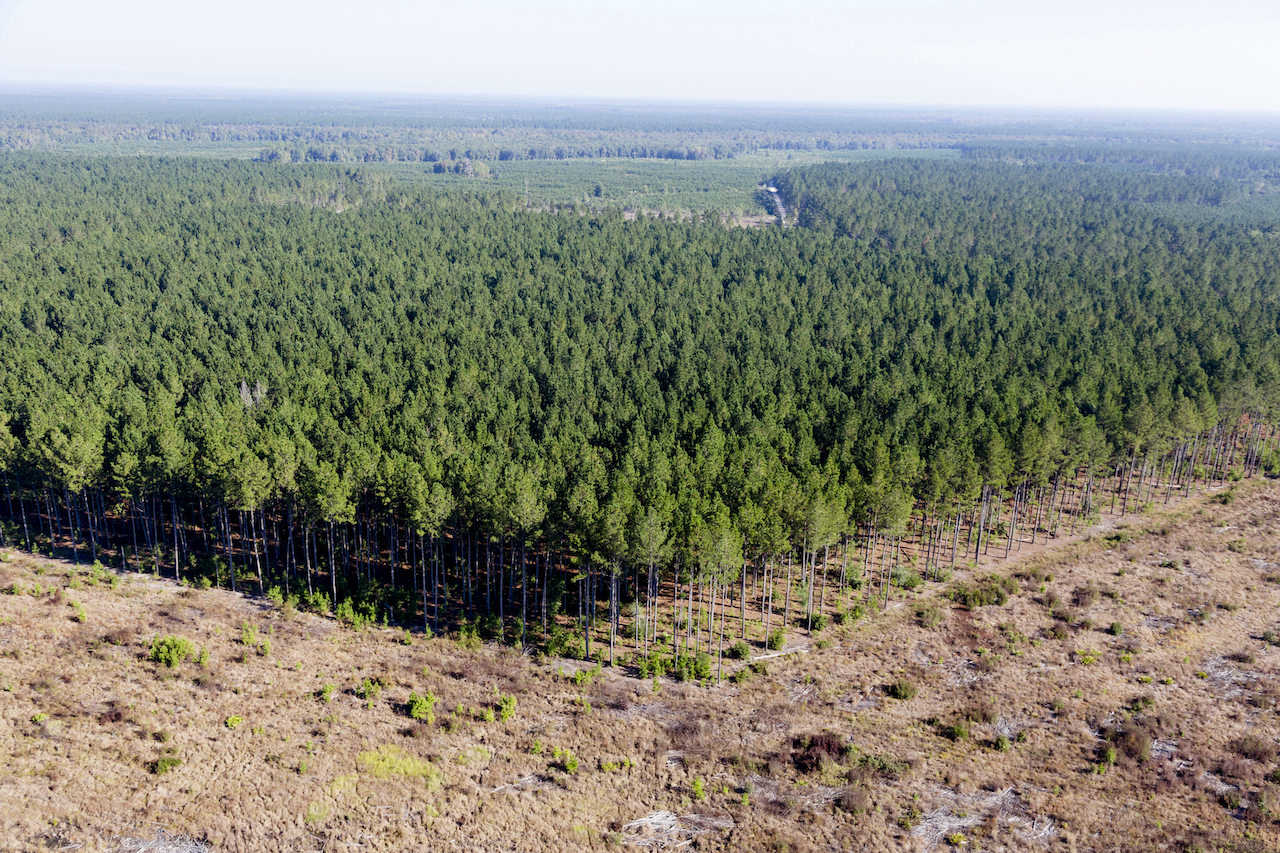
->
{"left": 358, "top": 745, "right": 442, "bottom": 789}
{"left": 150, "top": 756, "right": 182, "bottom": 775}
{"left": 886, "top": 679, "right": 918, "bottom": 701}
{"left": 767, "top": 629, "right": 787, "bottom": 651}
{"left": 318, "top": 683, "right": 335, "bottom": 703}
{"left": 224, "top": 715, "right": 245, "bottom": 729}
{"left": 851, "top": 752, "right": 908, "bottom": 780}
{"left": 727, "top": 640, "right": 751, "bottom": 660}
{"left": 149, "top": 635, "right": 195, "bottom": 669}
{"left": 357, "top": 677, "right": 383, "bottom": 709}
{"left": 335, "top": 598, "right": 375, "bottom": 631}
{"left": 691, "top": 778, "right": 706, "bottom": 802}
{"left": 407, "top": 691, "right": 438, "bottom": 722}
{"left": 891, "top": 567, "right": 923, "bottom": 591}
{"left": 636, "top": 653, "right": 671, "bottom": 679}
{"left": 457, "top": 619, "right": 482, "bottom": 651}
{"left": 914, "top": 603, "right": 943, "bottom": 628}
{"left": 946, "top": 575, "right": 1019, "bottom": 609}
{"left": 299, "top": 589, "right": 331, "bottom": 614}
{"left": 671, "top": 653, "right": 712, "bottom": 683}
{"left": 0, "top": 148, "right": 1275, "bottom": 650}
{"left": 543, "top": 623, "right": 573, "bottom": 659}
{"left": 498, "top": 693, "right": 517, "bottom": 721}
{"left": 571, "top": 664, "right": 602, "bottom": 687}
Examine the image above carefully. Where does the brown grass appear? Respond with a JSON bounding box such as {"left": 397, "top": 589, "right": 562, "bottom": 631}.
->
{"left": 1, "top": 479, "right": 1279, "bottom": 851}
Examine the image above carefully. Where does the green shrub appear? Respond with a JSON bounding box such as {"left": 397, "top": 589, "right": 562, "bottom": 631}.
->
{"left": 766, "top": 628, "right": 786, "bottom": 650}
{"left": 886, "top": 679, "right": 918, "bottom": 701}
{"left": 691, "top": 778, "right": 706, "bottom": 802}
{"left": 1107, "top": 622, "right": 1124, "bottom": 637}
{"left": 571, "top": 664, "right": 602, "bottom": 687}
{"left": 946, "top": 575, "right": 1018, "bottom": 609}
{"left": 810, "top": 612, "right": 829, "bottom": 632}
{"left": 849, "top": 752, "right": 908, "bottom": 780}
{"left": 335, "top": 596, "right": 378, "bottom": 631}
{"left": 149, "top": 635, "right": 195, "bottom": 669}
{"left": 300, "top": 589, "right": 330, "bottom": 614}
{"left": 457, "top": 618, "right": 482, "bottom": 650}
{"left": 637, "top": 653, "right": 670, "bottom": 678}
{"left": 727, "top": 640, "right": 751, "bottom": 660}
{"left": 543, "top": 623, "right": 572, "bottom": 658}
{"left": 498, "top": 693, "right": 517, "bottom": 721}
{"left": 407, "top": 691, "right": 438, "bottom": 722}
{"left": 240, "top": 621, "right": 258, "bottom": 647}
{"left": 150, "top": 756, "right": 182, "bottom": 775}
{"left": 358, "top": 678, "right": 383, "bottom": 708}
{"left": 318, "top": 683, "right": 335, "bottom": 703}
{"left": 1231, "top": 734, "right": 1277, "bottom": 763}
{"left": 225, "top": 715, "right": 245, "bottom": 729}
{"left": 670, "top": 652, "right": 712, "bottom": 682}
{"left": 942, "top": 720, "right": 969, "bottom": 741}
{"left": 892, "top": 567, "right": 923, "bottom": 591}
{"left": 915, "top": 603, "right": 943, "bottom": 628}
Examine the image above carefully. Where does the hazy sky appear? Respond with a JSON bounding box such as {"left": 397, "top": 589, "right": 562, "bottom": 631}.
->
{"left": 0, "top": 0, "right": 1276, "bottom": 112}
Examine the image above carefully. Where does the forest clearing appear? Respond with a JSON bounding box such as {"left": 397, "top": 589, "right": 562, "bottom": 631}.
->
{"left": 1, "top": 475, "right": 1278, "bottom": 852}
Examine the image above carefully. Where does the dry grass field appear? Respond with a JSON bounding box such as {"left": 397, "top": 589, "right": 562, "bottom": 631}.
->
{"left": 1, "top": 478, "right": 1279, "bottom": 852}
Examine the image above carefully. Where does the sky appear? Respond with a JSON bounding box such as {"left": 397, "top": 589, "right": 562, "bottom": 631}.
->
{"left": 0, "top": 0, "right": 1277, "bottom": 112}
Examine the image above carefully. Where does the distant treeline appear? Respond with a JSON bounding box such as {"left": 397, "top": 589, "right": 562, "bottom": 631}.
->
{"left": 13, "top": 94, "right": 1280, "bottom": 169}
{"left": 958, "top": 142, "right": 1280, "bottom": 182}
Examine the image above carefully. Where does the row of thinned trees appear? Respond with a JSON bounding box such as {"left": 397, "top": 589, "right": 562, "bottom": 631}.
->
{"left": 1, "top": 416, "right": 1275, "bottom": 667}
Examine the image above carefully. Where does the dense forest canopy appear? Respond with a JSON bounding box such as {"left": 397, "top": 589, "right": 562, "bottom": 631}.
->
{"left": 0, "top": 145, "right": 1276, "bottom": 644}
